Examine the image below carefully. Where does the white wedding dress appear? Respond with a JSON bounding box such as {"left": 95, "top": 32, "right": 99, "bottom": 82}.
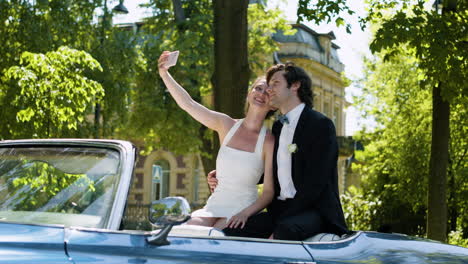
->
{"left": 191, "top": 119, "right": 266, "bottom": 219}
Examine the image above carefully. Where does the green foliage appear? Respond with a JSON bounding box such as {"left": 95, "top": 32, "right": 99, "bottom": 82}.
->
{"left": 0, "top": 0, "right": 98, "bottom": 64}
{"left": 248, "top": 4, "right": 295, "bottom": 76}
{"left": 89, "top": 29, "right": 140, "bottom": 138}
{"left": 296, "top": 0, "right": 467, "bottom": 99}
{"left": 448, "top": 229, "right": 468, "bottom": 248}
{"left": 352, "top": 47, "right": 467, "bottom": 236}
{"left": 0, "top": 0, "right": 102, "bottom": 139}
{"left": 341, "top": 186, "right": 380, "bottom": 231}
{"left": 368, "top": 0, "right": 468, "bottom": 100}
{"left": 353, "top": 50, "right": 432, "bottom": 235}
{"left": 121, "top": 0, "right": 214, "bottom": 155}
{"left": 2, "top": 47, "right": 103, "bottom": 138}
{"left": 8, "top": 161, "right": 91, "bottom": 212}
{"left": 297, "top": 0, "right": 356, "bottom": 33}
{"left": 0, "top": 0, "right": 153, "bottom": 141}
{"left": 448, "top": 93, "right": 468, "bottom": 235}
{"left": 364, "top": 0, "right": 467, "bottom": 241}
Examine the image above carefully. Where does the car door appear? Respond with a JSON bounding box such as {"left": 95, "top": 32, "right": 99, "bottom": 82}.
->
{"left": 0, "top": 222, "right": 71, "bottom": 264}
{"left": 65, "top": 227, "right": 315, "bottom": 264}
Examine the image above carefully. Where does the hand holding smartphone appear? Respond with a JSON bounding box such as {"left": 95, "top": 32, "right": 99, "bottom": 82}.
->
{"left": 165, "top": 51, "right": 179, "bottom": 67}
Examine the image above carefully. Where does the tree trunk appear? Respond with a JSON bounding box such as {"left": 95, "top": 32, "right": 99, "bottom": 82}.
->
{"left": 447, "top": 154, "right": 457, "bottom": 232}
{"left": 199, "top": 126, "right": 217, "bottom": 176}
{"left": 172, "top": 0, "right": 186, "bottom": 24}
{"left": 94, "top": 103, "right": 101, "bottom": 138}
{"left": 427, "top": 83, "right": 450, "bottom": 242}
{"left": 212, "top": 0, "right": 250, "bottom": 119}
{"left": 200, "top": 0, "right": 249, "bottom": 174}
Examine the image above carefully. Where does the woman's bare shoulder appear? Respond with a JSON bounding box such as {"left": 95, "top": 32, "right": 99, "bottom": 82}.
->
{"left": 216, "top": 116, "right": 237, "bottom": 138}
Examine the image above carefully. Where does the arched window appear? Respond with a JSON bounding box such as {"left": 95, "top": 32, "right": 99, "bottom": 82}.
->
{"left": 152, "top": 159, "right": 170, "bottom": 201}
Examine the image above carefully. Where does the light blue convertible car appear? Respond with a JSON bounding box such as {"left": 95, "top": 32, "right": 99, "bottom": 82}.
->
{"left": 0, "top": 139, "right": 466, "bottom": 263}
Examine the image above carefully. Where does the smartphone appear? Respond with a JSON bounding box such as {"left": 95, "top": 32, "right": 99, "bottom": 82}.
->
{"left": 165, "top": 51, "right": 179, "bottom": 67}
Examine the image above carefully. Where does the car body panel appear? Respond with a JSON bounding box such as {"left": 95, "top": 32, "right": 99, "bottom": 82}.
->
{"left": 1, "top": 139, "right": 467, "bottom": 264}
{"left": 65, "top": 227, "right": 314, "bottom": 263}
{"left": 0, "top": 222, "right": 70, "bottom": 264}
{"left": 305, "top": 232, "right": 468, "bottom": 264}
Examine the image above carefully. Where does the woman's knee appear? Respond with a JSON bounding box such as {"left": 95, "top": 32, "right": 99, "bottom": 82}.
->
{"left": 186, "top": 217, "right": 217, "bottom": 227}
{"left": 213, "top": 218, "right": 227, "bottom": 229}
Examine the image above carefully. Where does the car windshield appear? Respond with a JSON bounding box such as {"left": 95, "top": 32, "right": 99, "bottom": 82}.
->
{"left": 0, "top": 146, "right": 121, "bottom": 229}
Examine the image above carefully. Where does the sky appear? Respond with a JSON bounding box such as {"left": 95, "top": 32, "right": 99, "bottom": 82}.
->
{"left": 113, "top": 0, "right": 372, "bottom": 136}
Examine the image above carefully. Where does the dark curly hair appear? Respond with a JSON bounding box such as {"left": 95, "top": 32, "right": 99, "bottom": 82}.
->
{"left": 266, "top": 62, "right": 313, "bottom": 108}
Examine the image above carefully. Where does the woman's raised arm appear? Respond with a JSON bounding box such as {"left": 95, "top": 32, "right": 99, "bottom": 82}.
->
{"left": 158, "top": 51, "right": 232, "bottom": 133}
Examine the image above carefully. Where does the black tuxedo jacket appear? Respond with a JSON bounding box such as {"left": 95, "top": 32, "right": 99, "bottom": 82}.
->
{"left": 268, "top": 106, "right": 348, "bottom": 235}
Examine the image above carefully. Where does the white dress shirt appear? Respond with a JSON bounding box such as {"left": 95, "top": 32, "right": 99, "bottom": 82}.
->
{"left": 277, "top": 103, "right": 305, "bottom": 200}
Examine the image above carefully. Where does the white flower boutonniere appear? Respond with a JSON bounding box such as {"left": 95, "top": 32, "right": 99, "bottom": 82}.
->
{"left": 288, "top": 143, "right": 298, "bottom": 154}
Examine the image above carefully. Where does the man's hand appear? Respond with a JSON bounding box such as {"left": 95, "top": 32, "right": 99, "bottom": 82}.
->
{"left": 207, "top": 170, "right": 218, "bottom": 193}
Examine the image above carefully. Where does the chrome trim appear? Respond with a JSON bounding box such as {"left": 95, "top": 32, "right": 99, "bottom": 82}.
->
{"left": 0, "top": 139, "right": 136, "bottom": 230}
{"left": 302, "top": 231, "right": 362, "bottom": 245}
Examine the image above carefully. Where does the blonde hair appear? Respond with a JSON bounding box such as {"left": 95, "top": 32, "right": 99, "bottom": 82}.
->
{"left": 244, "top": 77, "right": 276, "bottom": 119}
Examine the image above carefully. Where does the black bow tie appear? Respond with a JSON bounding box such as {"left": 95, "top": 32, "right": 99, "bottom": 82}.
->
{"left": 277, "top": 115, "right": 289, "bottom": 124}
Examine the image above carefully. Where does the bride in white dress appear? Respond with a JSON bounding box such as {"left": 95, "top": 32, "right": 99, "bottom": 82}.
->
{"left": 158, "top": 51, "right": 275, "bottom": 230}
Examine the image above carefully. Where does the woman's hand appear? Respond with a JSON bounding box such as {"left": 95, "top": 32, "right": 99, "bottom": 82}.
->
{"left": 158, "top": 51, "right": 172, "bottom": 74}
{"left": 226, "top": 211, "right": 249, "bottom": 229}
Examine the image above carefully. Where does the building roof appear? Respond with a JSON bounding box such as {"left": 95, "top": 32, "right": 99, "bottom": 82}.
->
{"left": 273, "top": 23, "right": 341, "bottom": 51}
{"left": 273, "top": 23, "right": 344, "bottom": 73}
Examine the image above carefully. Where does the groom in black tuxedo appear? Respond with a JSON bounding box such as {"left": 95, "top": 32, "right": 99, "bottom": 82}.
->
{"left": 219, "top": 62, "right": 348, "bottom": 240}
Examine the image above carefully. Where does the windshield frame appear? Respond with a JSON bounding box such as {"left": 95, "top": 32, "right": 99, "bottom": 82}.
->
{"left": 0, "top": 139, "right": 136, "bottom": 230}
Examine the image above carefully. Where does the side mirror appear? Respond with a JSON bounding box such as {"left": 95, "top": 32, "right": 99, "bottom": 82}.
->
{"left": 147, "top": 197, "right": 191, "bottom": 246}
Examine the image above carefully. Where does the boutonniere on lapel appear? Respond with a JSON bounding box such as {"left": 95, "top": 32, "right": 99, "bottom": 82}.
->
{"left": 288, "top": 143, "right": 298, "bottom": 154}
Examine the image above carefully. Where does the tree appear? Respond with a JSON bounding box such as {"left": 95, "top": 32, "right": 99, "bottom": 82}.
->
{"left": 6, "top": 161, "right": 93, "bottom": 212}
{"left": 0, "top": 0, "right": 139, "bottom": 140}
{"left": 296, "top": 0, "right": 467, "bottom": 242}
{"left": 212, "top": 0, "right": 249, "bottom": 119}
{"left": 122, "top": 0, "right": 214, "bottom": 160}
{"left": 0, "top": 0, "right": 102, "bottom": 139}
{"left": 2, "top": 47, "right": 104, "bottom": 138}
{"left": 297, "top": 0, "right": 356, "bottom": 33}
{"left": 351, "top": 48, "right": 467, "bottom": 240}
{"left": 352, "top": 50, "right": 433, "bottom": 235}
{"left": 366, "top": 0, "right": 467, "bottom": 242}
{"left": 89, "top": 1, "right": 141, "bottom": 139}
{"left": 0, "top": 0, "right": 95, "bottom": 139}
{"left": 210, "top": 1, "right": 293, "bottom": 171}
{"left": 89, "top": 29, "right": 140, "bottom": 138}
